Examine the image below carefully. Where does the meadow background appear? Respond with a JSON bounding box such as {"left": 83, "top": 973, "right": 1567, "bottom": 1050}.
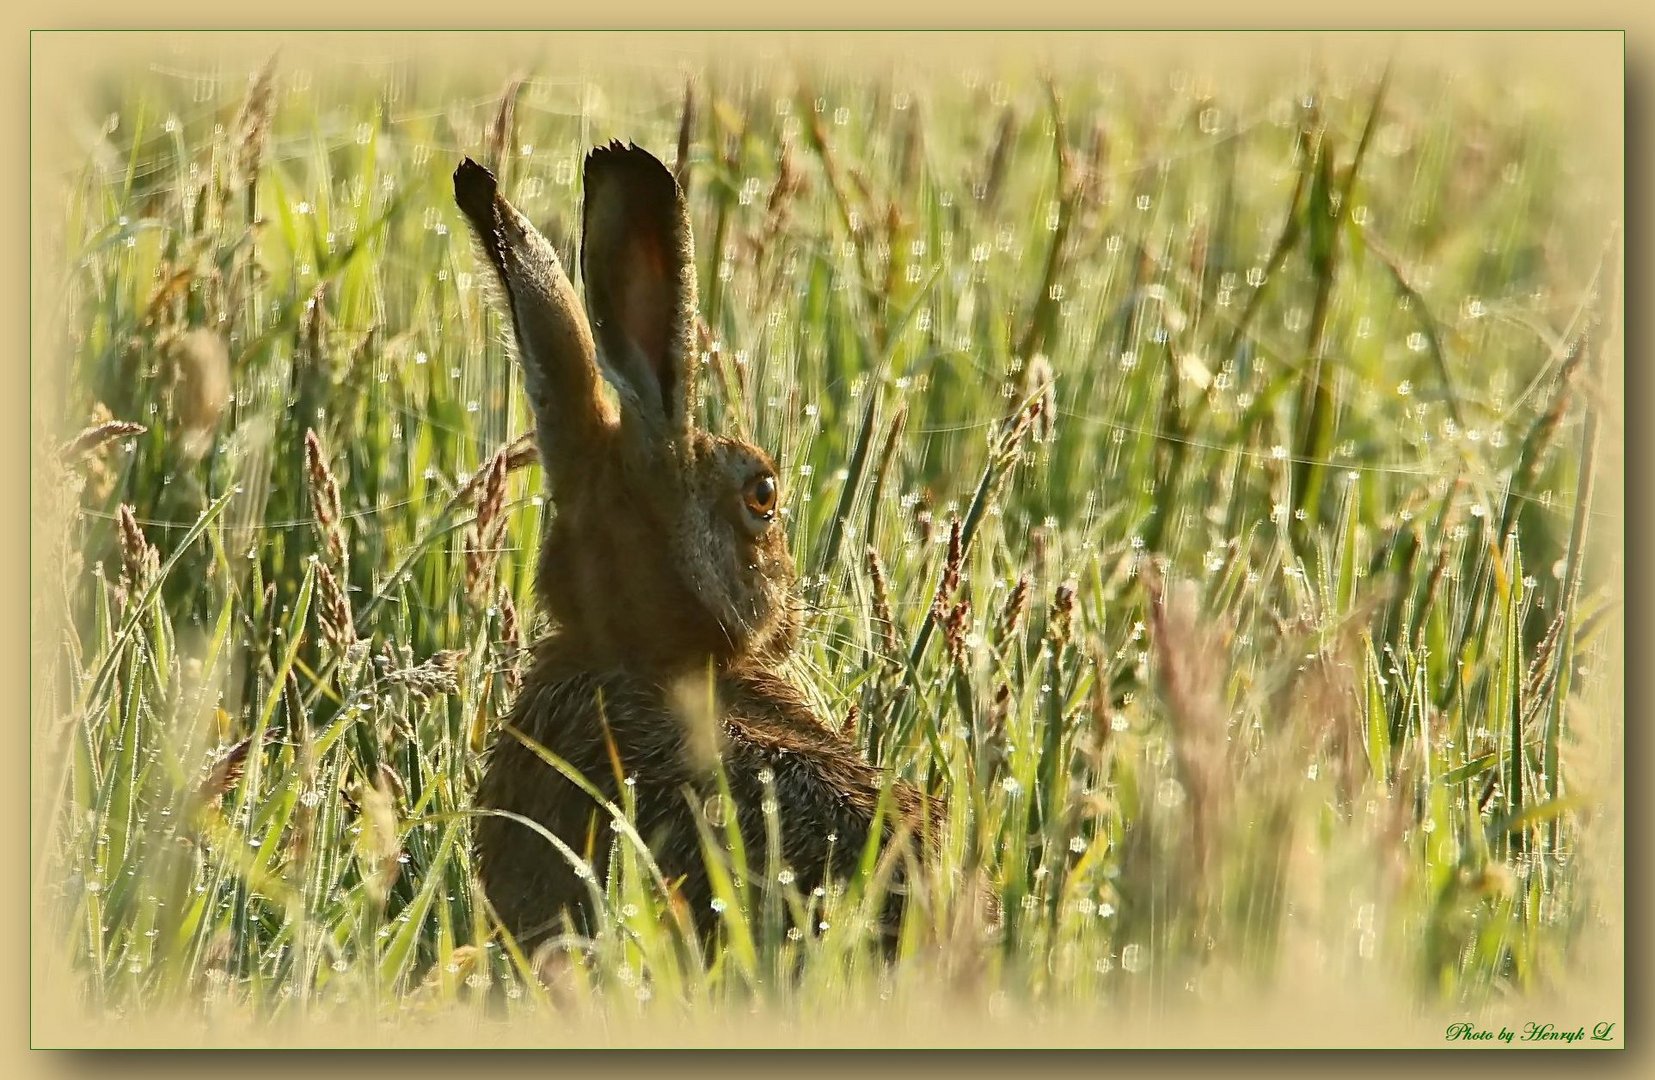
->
{"left": 30, "top": 33, "right": 1624, "bottom": 1044}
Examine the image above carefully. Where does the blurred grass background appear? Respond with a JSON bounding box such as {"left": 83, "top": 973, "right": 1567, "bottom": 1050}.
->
{"left": 30, "top": 34, "right": 1623, "bottom": 1037}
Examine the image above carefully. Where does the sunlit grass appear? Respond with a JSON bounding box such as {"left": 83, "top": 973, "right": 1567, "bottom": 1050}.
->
{"left": 33, "top": 45, "right": 1621, "bottom": 1037}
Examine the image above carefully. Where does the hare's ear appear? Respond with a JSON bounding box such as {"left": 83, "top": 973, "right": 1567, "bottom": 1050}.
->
{"left": 454, "top": 158, "right": 615, "bottom": 490}
{"left": 580, "top": 142, "right": 699, "bottom": 450}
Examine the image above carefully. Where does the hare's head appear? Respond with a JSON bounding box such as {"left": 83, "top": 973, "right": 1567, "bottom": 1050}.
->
{"left": 454, "top": 143, "right": 797, "bottom": 673}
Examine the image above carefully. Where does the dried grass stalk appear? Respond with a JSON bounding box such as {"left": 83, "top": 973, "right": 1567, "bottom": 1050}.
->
{"left": 1143, "top": 565, "right": 1231, "bottom": 897}
{"left": 485, "top": 75, "right": 526, "bottom": 181}
{"left": 171, "top": 328, "right": 231, "bottom": 460}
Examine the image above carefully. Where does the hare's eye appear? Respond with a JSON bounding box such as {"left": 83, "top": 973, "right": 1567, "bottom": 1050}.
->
{"left": 742, "top": 474, "right": 778, "bottom": 521}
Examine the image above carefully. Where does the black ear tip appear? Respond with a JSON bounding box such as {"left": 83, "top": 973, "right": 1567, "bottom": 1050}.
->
{"left": 583, "top": 139, "right": 628, "bottom": 169}
{"left": 584, "top": 140, "right": 678, "bottom": 195}
{"left": 454, "top": 157, "right": 498, "bottom": 219}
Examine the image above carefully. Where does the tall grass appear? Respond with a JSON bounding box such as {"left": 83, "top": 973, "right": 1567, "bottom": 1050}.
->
{"left": 32, "top": 45, "right": 1621, "bottom": 1038}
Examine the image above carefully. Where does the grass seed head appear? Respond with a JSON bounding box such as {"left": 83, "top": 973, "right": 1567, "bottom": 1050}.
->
{"left": 299, "top": 285, "right": 328, "bottom": 372}
{"left": 196, "top": 732, "right": 260, "bottom": 804}
{"left": 933, "top": 515, "right": 965, "bottom": 617}
{"left": 944, "top": 598, "right": 973, "bottom": 668}
{"left": 1047, "top": 579, "right": 1078, "bottom": 650}
{"left": 457, "top": 436, "right": 535, "bottom": 507}
{"left": 996, "top": 573, "right": 1032, "bottom": 642}
{"left": 384, "top": 649, "right": 463, "bottom": 700}
{"left": 675, "top": 78, "right": 696, "bottom": 191}
{"left": 59, "top": 418, "right": 146, "bottom": 466}
{"left": 476, "top": 449, "right": 508, "bottom": 535}
{"left": 233, "top": 54, "right": 278, "bottom": 194}
{"left": 116, "top": 504, "right": 159, "bottom": 602}
{"left": 303, "top": 429, "right": 346, "bottom": 567}
{"left": 1086, "top": 646, "right": 1114, "bottom": 760}
{"left": 461, "top": 446, "right": 513, "bottom": 604}
{"left": 463, "top": 517, "right": 508, "bottom": 607}
{"left": 981, "top": 682, "right": 1013, "bottom": 784}
{"left": 496, "top": 585, "right": 523, "bottom": 697}
{"left": 283, "top": 666, "right": 304, "bottom": 735}
{"left": 315, "top": 560, "right": 356, "bottom": 656}
{"left": 865, "top": 545, "right": 901, "bottom": 661}
{"left": 976, "top": 105, "right": 1017, "bottom": 207}
{"left": 1023, "top": 354, "right": 1057, "bottom": 444}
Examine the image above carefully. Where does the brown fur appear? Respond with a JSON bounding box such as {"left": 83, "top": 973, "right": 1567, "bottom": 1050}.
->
{"left": 453, "top": 144, "right": 936, "bottom": 948}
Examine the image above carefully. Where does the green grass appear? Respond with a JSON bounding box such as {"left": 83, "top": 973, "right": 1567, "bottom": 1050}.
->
{"left": 33, "top": 46, "right": 1621, "bottom": 1038}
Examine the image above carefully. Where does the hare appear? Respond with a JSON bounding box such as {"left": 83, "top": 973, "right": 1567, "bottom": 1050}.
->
{"left": 453, "top": 143, "right": 936, "bottom": 949}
